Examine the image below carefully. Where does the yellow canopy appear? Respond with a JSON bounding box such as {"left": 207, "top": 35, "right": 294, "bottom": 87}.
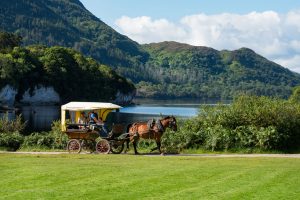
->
{"left": 61, "top": 102, "right": 122, "bottom": 131}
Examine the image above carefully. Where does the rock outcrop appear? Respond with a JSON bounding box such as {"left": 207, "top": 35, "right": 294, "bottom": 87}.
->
{"left": 113, "top": 90, "right": 136, "bottom": 105}
{"left": 0, "top": 85, "right": 60, "bottom": 106}
{"left": 0, "top": 85, "right": 17, "bottom": 107}
{"left": 0, "top": 85, "right": 134, "bottom": 106}
{"left": 20, "top": 86, "right": 60, "bottom": 105}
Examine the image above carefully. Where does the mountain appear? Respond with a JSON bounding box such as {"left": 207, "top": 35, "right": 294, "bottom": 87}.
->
{"left": 140, "top": 41, "right": 300, "bottom": 99}
{"left": 0, "top": 0, "right": 148, "bottom": 69}
{"left": 1, "top": 0, "right": 300, "bottom": 100}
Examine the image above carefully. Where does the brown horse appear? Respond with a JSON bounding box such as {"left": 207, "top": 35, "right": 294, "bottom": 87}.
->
{"left": 127, "top": 116, "right": 177, "bottom": 154}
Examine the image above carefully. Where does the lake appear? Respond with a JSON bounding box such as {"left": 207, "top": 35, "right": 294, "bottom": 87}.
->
{"left": 0, "top": 99, "right": 222, "bottom": 131}
{"left": 121, "top": 99, "right": 199, "bottom": 117}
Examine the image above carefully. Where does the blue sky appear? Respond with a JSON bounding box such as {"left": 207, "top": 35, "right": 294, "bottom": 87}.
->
{"left": 80, "top": 0, "right": 300, "bottom": 26}
{"left": 80, "top": 0, "right": 300, "bottom": 73}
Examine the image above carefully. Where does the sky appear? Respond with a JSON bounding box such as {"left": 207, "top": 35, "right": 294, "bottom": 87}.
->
{"left": 80, "top": 0, "right": 300, "bottom": 73}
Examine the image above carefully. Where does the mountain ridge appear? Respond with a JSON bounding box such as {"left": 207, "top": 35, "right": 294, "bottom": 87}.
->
{"left": 0, "top": 0, "right": 148, "bottom": 68}
{"left": 1, "top": 0, "right": 300, "bottom": 100}
{"left": 140, "top": 41, "right": 300, "bottom": 99}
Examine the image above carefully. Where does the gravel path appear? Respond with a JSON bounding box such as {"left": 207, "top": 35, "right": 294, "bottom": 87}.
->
{"left": 1, "top": 151, "right": 300, "bottom": 158}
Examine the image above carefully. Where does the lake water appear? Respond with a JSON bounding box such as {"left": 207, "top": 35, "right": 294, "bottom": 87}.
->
{"left": 120, "top": 101, "right": 199, "bottom": 117}
{"left": 0, "top": 99, "right": 221, "bottom": 131}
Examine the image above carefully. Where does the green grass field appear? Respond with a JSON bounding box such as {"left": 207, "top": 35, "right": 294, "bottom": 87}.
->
{"left": 1, "top": 154, "right": 299, "bottom": 200}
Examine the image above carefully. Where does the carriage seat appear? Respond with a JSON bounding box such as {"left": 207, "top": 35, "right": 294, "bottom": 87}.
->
{"left": 67, "top": 123, "right": 89, "bottom": 131}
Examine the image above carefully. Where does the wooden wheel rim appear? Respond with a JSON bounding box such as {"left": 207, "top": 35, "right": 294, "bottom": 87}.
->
{"left": 96, "top": 139, "right": 110, "bottom": 154}
{"left": 67, "top": 139, "right": 81, "bottom": 153}
{"left": 110, "top": 140, "right": 124, "bottom": 154}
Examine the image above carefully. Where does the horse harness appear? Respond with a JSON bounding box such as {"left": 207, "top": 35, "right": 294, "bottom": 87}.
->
{"left": 147, "top": 119, "right": 164, "bottom": 131}
{"left": 132, "top": 119, "right": 164, "bottom": 139}
{"left": 129, "top": 116, "right": 176, "bottom": 154}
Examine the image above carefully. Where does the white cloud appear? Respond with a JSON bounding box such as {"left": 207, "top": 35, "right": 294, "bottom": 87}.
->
{"left": 115, "top": 11, "right": 300, "bottom": 73}
{"left": 115, "top": 16, "right": 186, "bottom": 44}
{"left": 274, "top": 55, "right": 300, "bottom": 72}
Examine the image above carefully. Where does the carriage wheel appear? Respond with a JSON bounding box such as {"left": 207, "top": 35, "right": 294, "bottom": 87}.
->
{"left": 96, "top": 139, "right": 110, "bottom": 154}
{"left": 67, "top": 139, "right": 81, "bottom": 154}
{"left": 109, "top": 140, "right": 124, "bottom": 154}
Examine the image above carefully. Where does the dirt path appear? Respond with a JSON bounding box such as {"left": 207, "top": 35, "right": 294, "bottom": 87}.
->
{"left": 160, "top": 153, "right": 300, "bottom": 158}
{"left": 1, "top": 151, "right": 300, "bottom": 158}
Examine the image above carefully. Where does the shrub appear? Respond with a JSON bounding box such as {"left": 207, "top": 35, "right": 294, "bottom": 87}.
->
{"left": 21, "top": 120, "right": 68, "bottom": 149}
{"left": 232, "top": 125, "right": 281, "bottom": 150}
{"left": 200, "top": 95, "right": 300, "bottom": 150}
{"left": 0, "top": 114, "right": 26, "bottom": 151}
{"left": 0, "top": 114, "right": 26, "bottom": 133}
{"left": 49, "top": 120, "right": 68, "bottom": 149}
{"left": 161, "top": 130, "right": 183, "bottom": 154}
{"left": 161, "top": 119, "right": 205, "bottom": 153}
{"left": 22, "top": 132, "right": 55, "bottom": 149}
{"left": 203, "top": 125, "right": 232, "bottom": 151}
{"left": 0, "top": 132, "right": 24, "bottom": 151}
{"left": 162, "top": 95, "right": 300, "bottom": 152}
{"left": 0, "top": 116, "right": 67, "bottom": 150}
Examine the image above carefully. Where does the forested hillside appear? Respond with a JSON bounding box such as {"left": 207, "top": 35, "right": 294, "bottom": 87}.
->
{"left": 139, "top": 42, "right": 300, "bottom": 99}
{"left": 1, "top": 0, "right": 300, "bottom": 100}
{"left": 0, "top": 0, "right": 148, "bottom": 69}
{"left": 0, "top": 32, "right": 135, "bottom": 103}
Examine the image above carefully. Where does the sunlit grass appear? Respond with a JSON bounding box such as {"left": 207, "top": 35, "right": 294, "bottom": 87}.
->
{"left": 1, "top": 154, "right": 299, "bottom": 200}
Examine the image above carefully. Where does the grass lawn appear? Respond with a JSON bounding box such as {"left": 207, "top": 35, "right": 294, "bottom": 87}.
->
{"left": 0, "top": 154, "right": 299, "bottom": 200}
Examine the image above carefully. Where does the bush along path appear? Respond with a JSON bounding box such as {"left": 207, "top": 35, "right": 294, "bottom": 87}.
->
{"left": 0, "top": 118, "right": 68, "bottom": 151}
{"left": 1, "top": 91, "right": 300, "bottom": 153}
{"left": 162, "top": 92, "right": 300, "bottom": 153}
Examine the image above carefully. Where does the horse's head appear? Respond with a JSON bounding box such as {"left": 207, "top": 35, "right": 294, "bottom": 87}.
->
{"left": 162, "top": 116, "right": 177, "bottom": 131}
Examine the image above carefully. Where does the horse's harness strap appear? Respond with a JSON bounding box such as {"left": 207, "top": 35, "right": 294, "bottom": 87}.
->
{"left": 147, "top": 119, "right": 164, "bottom": 132}
{"left": 131, "top": 119, "right": 164, "bottom": 139}
{"left": 156, "top": 119, "right": 164, "bottom": 132}
{"left": 147, "top": 119, "right": 155, "bottom": 130}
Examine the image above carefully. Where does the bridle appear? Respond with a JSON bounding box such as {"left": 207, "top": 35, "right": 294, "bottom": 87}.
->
{"left": 168, "top": 118, "right": 177, "bottom": 129}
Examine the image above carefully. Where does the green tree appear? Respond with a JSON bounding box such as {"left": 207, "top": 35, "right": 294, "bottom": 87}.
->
{"left": 0, "top": 31, "right": 22, "bottom": 53}
{"left": 0, "top": 32, "right": 135, "bottom": 104}
{"left": 289, "top": 86, "right": 300, "bottom": 103}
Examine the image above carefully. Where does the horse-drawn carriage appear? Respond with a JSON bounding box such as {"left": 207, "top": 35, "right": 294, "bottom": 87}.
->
{"left": 61, "top": 101, "right": 178, "bottom": 155}
{"left": 61, "top": 102, "right": 128, "bottom": 154}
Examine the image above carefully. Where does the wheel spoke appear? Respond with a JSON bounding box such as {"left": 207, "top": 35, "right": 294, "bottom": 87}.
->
{"left": 110, "top": 140, "right": 124, "bottom": 154}
{"left": 96, "top": 139, "right": 110, "bottom": 154}
{"left": 67, "top": 139, "right": 81, "bottom": 154}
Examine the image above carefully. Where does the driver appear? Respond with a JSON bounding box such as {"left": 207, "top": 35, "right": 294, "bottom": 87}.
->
{"left": 89, "top": 110, "right": 102, "bottom": 125}
{"left": 89, "top": 110, "right": 108, "bottom": 136}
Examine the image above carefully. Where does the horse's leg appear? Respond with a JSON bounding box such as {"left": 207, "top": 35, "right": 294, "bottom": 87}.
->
{"left": 131, "top": 131, "right": 140, "bottom": 155}
{"left": 157, "top": 141, "right": 161, "bottom": 154}
{"left": 150, "top": 140, "right": 161, "bottom": 153}
{"left": 124, "top": 138, "right": 130, "bottom": 153}
{"left": 133, "top": 141, "right": 139, "bottom": 155}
